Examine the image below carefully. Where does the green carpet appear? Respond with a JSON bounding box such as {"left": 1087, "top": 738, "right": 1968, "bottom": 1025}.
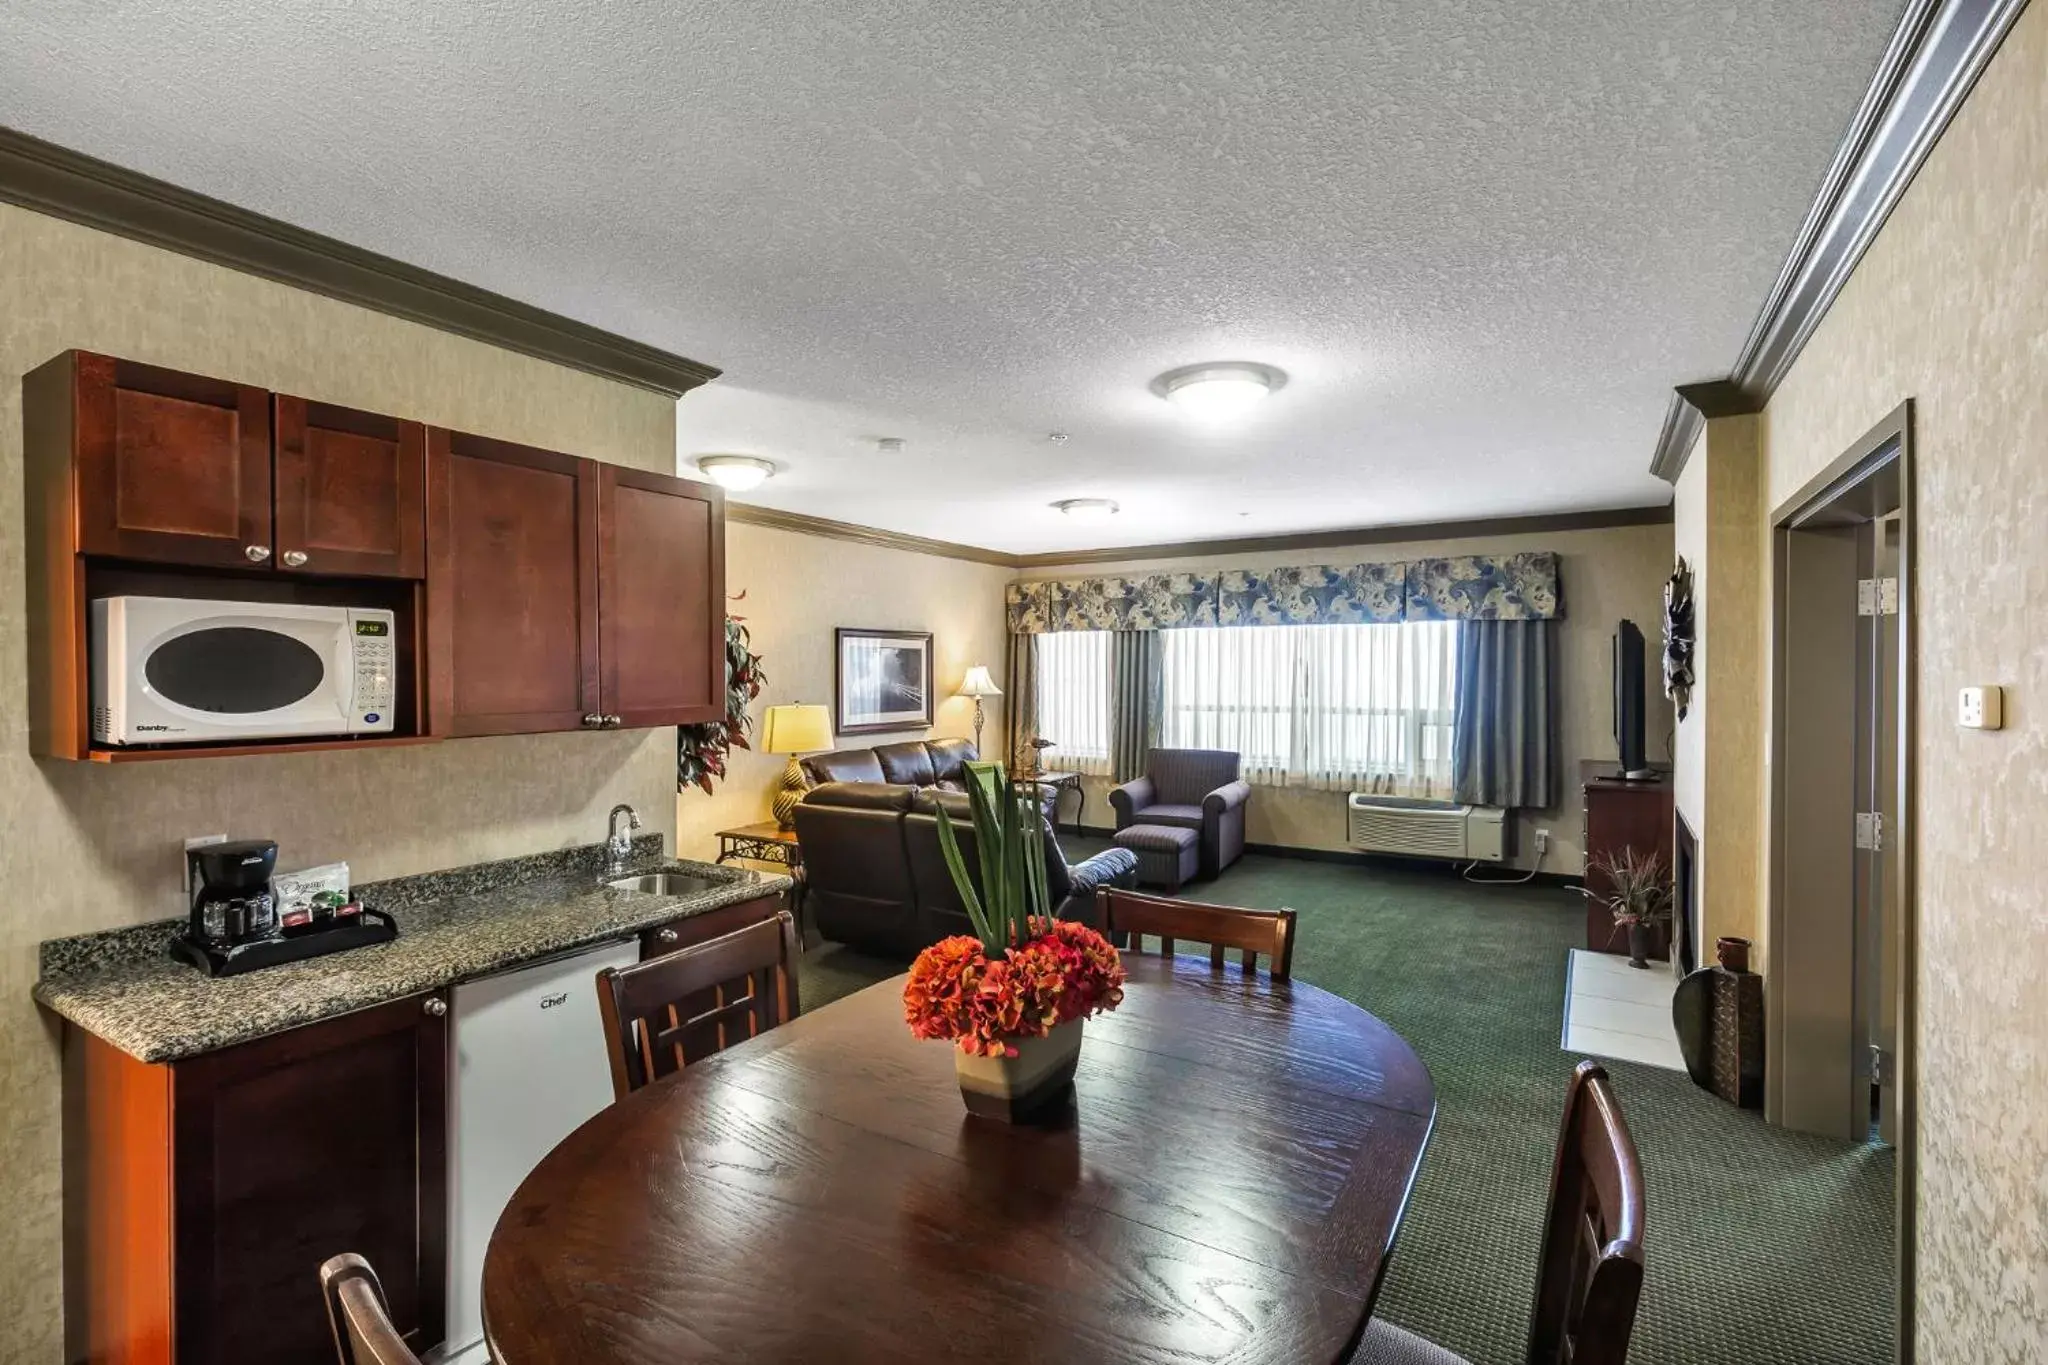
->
{"left": 795, "top": 845, "right": 1896, "bottom": 1365}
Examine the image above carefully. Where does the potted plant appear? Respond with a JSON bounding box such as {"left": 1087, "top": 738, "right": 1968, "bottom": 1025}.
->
{"left": 901, "top": 761, "right": 1125, "bottom": 1121}
{"left": 1581, "top": 847, "right": 1673, "bottom": 969}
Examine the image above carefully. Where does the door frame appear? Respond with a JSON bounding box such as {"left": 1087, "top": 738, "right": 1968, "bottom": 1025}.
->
{"left": 1765, "top": 399, "right": 1915, "bottom": 1361}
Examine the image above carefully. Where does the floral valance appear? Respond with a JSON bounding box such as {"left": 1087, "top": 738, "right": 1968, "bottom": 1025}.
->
{"left": 1007, "top": 551, "right": 1560, "bottom": 633}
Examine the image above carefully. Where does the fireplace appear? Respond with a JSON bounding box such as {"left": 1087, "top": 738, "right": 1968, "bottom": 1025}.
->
{"left": 1674, "top": 813, "right": 1699, "bottom": 976}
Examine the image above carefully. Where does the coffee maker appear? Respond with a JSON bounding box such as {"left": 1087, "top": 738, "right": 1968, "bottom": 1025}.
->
{"left": 188, "top": 840, "right": 279, "bottom": 949}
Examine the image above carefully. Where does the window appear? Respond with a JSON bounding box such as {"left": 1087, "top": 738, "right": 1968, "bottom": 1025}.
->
{"left": 1159, "top": 622, "right": 1458, "bottom": 794}
{"left": 1031, "top": 630, "right": 1111, "bottom": 774}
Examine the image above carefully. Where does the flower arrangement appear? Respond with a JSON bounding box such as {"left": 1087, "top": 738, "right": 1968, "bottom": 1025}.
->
{"left": 676, "top": 607, "right": 765, "bottom": 795}
{"left": 902, "top": 761, "right": 1125, "bottom": 1062}
{"left": 905, "top": 918, "right": 1125, "bottom": 1057}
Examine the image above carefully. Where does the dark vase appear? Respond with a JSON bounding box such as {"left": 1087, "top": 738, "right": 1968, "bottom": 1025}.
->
{"left": 1716, "top": 936, "right": 1753, "bottom": 974}
{"left": 1626, "top": 922, "right": 1651, "bottom": 969}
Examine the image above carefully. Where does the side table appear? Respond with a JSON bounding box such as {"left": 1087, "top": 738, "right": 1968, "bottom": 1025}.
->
{"left": 715, "top": 821, "right": 807, "bottom": 944}
{"left": 1013, "top": 770, "right": 1085, "bottom": 835}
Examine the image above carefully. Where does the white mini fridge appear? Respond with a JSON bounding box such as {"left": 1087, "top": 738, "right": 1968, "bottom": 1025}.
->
{"left": 433, "top": 936, "right": 642, "bottom": 1364}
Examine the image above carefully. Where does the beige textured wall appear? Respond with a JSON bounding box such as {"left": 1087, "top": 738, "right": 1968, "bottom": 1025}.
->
{"left": 1756, "top": 4, "right": 2048, "bottom": 1356}
{"left": 1021, "top": 522, "right": 1675, "bottom": 873}
{"left": 674, "top": 521, "right": 1013, "bottom": 858}
{"left": 0, "top": 204, "right": 682, "bottom": 1362}
{"left": 1671, "top": 415, "right": 1766, "bottom": 961}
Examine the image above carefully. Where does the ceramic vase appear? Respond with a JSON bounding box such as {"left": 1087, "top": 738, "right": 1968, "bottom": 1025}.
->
{"left": 1626, "top": 922, "right": 1651, "bottom": 969}
{"left": 953, "top": 1019, "right": 1083, "bottom": 1122}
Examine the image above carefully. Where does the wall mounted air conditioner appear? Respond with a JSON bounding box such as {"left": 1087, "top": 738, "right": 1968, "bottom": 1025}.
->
{"left": 1346, "top": 794, "right": 1508, "bottom": 863}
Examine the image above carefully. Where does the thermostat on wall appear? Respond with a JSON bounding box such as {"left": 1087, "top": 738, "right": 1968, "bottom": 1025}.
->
{"left": 1957, "top": 686, "right": 2004, "bottom": 730}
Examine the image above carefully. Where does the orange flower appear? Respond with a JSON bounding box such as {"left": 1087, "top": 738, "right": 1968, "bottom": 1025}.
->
{"left": 903, "top": 921, "right": 1124, "bottom": 1054}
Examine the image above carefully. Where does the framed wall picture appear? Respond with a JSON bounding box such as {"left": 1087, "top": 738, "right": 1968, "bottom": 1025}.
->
{"left": 834, "top": 628, "right": 934, "bottom": 736}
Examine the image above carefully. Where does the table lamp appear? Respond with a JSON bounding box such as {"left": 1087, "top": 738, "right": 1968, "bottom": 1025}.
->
{"left": 761, "top": 703, "right": 834, "bottom": 827}
{"left": 955, "top": 665, "right": 1002, "bottom": 755}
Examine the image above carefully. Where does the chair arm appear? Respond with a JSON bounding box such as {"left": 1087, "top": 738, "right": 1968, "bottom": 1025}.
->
{"left": 1203, "top": 780, "right": 1253, "bottom": 815}
{"left": 1109, "top": 776, "right": 1155, "bottom": 825}
{"left": 1067, "top": 848, "right": 1139, "bottom": 895}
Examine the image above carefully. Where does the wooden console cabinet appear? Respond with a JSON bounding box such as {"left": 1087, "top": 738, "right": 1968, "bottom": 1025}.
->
{"left": 1580, "top": 759, "right": 1674, "bottom": 960}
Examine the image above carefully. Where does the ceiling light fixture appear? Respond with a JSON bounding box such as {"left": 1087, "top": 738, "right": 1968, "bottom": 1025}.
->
{"left": 692, "top": 454, "right": 776, "bottom": 491}
{"left": 1052, "top": 498, "right": 1119, "bottom": 520}
{"left": 1151, "top": 361, "right": 1287, "bottom": 421}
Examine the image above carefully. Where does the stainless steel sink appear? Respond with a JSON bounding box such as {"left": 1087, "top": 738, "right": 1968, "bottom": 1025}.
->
{"left": 605, "top": 872, "right": 720, "bottom": 897}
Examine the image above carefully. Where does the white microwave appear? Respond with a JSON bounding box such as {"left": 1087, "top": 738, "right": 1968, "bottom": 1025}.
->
{"left": 90, "top": 596, "right": 398, "bottom": 745}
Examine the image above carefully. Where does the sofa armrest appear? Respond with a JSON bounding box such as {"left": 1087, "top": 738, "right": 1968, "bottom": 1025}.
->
{"left": 1109, "top": 776, "right": 1155, "bottom": 826}
{"left": 1203, "top": 780, "right": 1253, "bottom": 815}
{"left": 1067, "top": 847, "right": 1139, "bottom": 895}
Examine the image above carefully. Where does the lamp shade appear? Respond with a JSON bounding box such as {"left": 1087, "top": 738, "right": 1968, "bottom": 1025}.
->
{"left": 955, "top": 665, "right": 1002, "bottom": 699}
{"left": 760, "top": 703, "right": 833, "bottom": 754}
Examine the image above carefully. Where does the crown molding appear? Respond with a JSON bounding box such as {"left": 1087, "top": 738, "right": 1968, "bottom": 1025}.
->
{"left": 0, "top": 125, "right": 721, "bottom": 398}
{"left": 728, "top": 501, "right": 1674, "bottom": 572}
{"left": 1649, "top": 0, "right": 2027, "bottom": 483}
{"left": 724, "top": 503, "right": 1018, "bottom": 567}
{"left": 1009, "top": 504, "right": 1674, "bottom": 570}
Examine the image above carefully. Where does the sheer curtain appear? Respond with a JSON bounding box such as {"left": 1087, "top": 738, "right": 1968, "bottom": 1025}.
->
{"left": 1031, "top": 631, "right": 1112, "bottom": 775}
{"left": 1160, "top": 622, "right": 1458, "bottom": 793}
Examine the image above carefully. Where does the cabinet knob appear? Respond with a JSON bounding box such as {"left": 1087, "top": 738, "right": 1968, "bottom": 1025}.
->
{"left": 655, "top": 927, "right": 679, "bottom": 945}
{"left": 423, "top": 997, "right": 448, "bottom": 1017}
{"left": 281, "top": 550, "right": 309, "bottom": 568}
{"left": 582, "top": 713, "right": 604, "bottom": 728}
{"left": 606, "top": 714, "right": 624, "bottom": 728}
{"left": 244, "top": 544, "right": 271, "bottom": 562}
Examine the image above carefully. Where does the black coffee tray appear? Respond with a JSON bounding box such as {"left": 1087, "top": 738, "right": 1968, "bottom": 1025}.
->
{"left": 170, "top": 906, "right": 399, "bottom": 978}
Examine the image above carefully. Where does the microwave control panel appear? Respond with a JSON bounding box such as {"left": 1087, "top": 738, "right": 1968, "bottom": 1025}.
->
{"left": 349, "top": 611, "right": 398, "bottom": 732}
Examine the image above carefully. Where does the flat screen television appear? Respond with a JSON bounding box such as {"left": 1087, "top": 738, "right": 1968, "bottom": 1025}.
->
{"left": 1613, "top": 620, "right": 1654, "bottom": 779}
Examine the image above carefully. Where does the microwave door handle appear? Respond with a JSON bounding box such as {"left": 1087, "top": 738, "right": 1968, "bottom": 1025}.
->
{"left": 334, "top": 617, "right": 359, "bottom": 725}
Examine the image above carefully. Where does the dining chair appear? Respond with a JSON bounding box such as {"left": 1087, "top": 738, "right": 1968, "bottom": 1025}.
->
{"left": 1096, "top": 887, "right": 1297, "bottom": 980}
{"left": 319, "top": 1253, "right": 421, "bottom": 1365}
{"left": 1353, "top": 1059, "right": 1646, "bottom": 1365}
{"left": 595, "top": 909, "right": 801, "bottom": 1099}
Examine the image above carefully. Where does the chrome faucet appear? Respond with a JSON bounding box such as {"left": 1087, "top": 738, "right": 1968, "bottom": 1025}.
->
{"left": 605, "top": 804, "right": 642, "bottom": 876}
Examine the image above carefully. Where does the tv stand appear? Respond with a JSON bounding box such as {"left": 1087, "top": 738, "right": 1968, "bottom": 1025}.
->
{"left": 1580, "top": 761, "right": 1674, "bottom": 960}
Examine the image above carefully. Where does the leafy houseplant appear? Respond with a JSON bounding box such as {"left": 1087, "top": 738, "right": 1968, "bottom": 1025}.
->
{"left": 676, "top": 611, "right": 765, "bottom": 795}
{"left": 1581, "top": 847, "right": 1674, "bottom": 969}
{"left": 902, "top": 761, "right": 1125, "bottom": 1121}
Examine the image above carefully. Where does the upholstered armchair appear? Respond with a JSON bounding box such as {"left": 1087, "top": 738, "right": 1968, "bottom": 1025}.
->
{"left": 1109, "top": 748, "right": 1252, "bottom": 878}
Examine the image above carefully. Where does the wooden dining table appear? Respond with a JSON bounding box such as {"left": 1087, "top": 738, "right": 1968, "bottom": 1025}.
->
{"left": 482, "top": 953, "right": 1437, "bottom": 1365}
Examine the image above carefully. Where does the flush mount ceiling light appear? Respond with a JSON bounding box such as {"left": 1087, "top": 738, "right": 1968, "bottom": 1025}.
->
{"left": 1052, "top": 498, "right": 1119, "bottom": 520}
{"left": 692, "top": 454, "right": 776, "bottom": 491}
{"left": 1151, "top": 361, "right": 1288, "bottom": 421}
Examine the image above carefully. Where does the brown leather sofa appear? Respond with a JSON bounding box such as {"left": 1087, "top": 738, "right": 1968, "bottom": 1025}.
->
{"left": 792, "top": 782, "right": 1138, "bottom": 956}
{"left": 801, "top": 737, "right": 980, "bottom": 792}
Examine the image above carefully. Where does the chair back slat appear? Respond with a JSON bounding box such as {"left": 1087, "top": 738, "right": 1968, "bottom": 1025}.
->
{"left": 1097, "top": 888, "right": 1297, "bottom": 980}
{"left": 1527, "top": 1060, "right": 1646, "bottom": 1365}
{"left": 596, "top": 911, "right": 801, "bottom": 1099}
{"left": 319, "top": 1254, "right": 421, "bottom": 1365}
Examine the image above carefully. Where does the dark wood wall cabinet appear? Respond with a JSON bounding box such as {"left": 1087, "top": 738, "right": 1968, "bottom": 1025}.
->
{"left": 1580, "top": 760, "right": 1676, "bottom": 961}
{"left": 24, "top": 349, "right": 726, "bottom": 760}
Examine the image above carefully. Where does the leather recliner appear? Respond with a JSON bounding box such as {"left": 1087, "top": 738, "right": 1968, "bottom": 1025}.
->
{"left": 792, "top": 782, "right": 1138, "bottom": 956}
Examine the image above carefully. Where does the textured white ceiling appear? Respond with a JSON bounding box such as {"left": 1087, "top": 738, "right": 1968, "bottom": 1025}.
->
{"left": 1, "top": 0, "right": 1903, "bottom": 553}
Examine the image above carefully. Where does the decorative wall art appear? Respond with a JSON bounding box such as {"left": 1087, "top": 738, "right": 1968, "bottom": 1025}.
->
{"left": 835, "top": 628, "right": 934, "bottom": 735}
{"left": 1663, "top": 556, "right": 1696, "bottom": 721}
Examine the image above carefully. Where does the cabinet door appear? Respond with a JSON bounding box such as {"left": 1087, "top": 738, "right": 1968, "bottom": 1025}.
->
{"left": 275, "top": 396, "right": 426, "bottom": 578}
{"left": 425, "top": 429, "right": 599, "bottom": 735}
{"left": 72, "top": 351, "right": 272, "bottom": 567}
{"left": 597, "top": 465, "right": 725, "bottom": 727}
{"left": 172, "top": 993, "right": 449, "bottom": 1365}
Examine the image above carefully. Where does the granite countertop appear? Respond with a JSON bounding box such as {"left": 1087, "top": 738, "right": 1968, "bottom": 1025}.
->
{"left": 33, "top": 835, "right": 793, "bottom": 1064}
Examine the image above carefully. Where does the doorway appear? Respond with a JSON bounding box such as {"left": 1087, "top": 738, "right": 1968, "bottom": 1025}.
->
{"left": 1766, "top": 399, "right": 1914, "bottom": 1358}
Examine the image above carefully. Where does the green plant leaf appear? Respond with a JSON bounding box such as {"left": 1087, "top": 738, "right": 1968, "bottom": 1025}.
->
{"left": 933, "top": 803, "right": 995, "bottom": 949}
